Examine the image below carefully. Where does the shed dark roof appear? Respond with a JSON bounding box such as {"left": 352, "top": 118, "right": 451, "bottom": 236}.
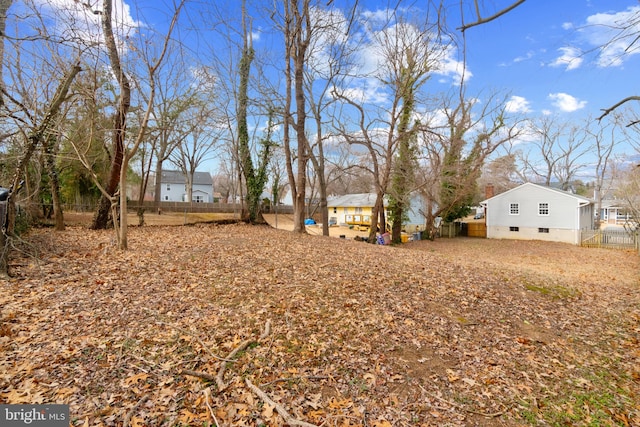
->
{"left": 327, "top": 193, "right": 386, "bottom": 208}
{"left": 160, "top": 170, "right": 212, "bottom": 186}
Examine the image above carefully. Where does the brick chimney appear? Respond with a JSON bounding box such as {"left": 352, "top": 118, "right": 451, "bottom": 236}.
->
{"left": 485, "top": 183, "right": 495, "bottom": 200}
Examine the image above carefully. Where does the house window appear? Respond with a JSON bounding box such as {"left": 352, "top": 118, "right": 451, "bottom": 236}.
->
{"left": 538, "top": 228, "right": 549, "bottom": 233}
{"left": 166, "top": 184, "right": 171, "bottom": 191}
{"left": 509, "top": 203, "right": 519, "bottom": 215}
{"left": 509, "top": 226, "right": 519, "bottom": 232}
{"left": 343, "top": 207, "right": 348, "bottom": 214}
{"left": 355, "top": 207, "right": 363, "bottom": 214}
{"left": 193, "top": 195, "right": 204, "bottom": 203}
{"left": 164, "top": 195, "right": 169, "bottom": 201}
{"left": 333, "top": 207, "right": 337, "bottom": 214}
{"left": 539, "top": 202, "right": 549, "bottom": 216}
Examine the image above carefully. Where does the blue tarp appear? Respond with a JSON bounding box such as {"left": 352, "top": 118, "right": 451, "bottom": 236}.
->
{"left": 304, "top": 218, "right": 316, "bottom": 225}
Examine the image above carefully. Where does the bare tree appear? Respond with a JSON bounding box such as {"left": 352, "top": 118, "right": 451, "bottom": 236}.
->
{"left": 518, "top": 116, "right": 591, "bottom": 190}
{"left": 333, "top": 9, "right": 446, "bottom": 242}
{"left": 168, "top": 102, "right": 219, "bottom": 203}
{"left": 94, "top": 0, "right": 184, "bottom": 248}
{"left": 586, "top": 117, "right": 620, "bottom": 226}
{"left": 149, "top": 50, "right": 199, "bottom": 207}
{"left": 304, "top": 5, "right": 357, "bottom": 235}
{"left": 279, "top": 0, "right": 312, "bottom": 233}
{"left": 1, "top": 63, "right": 81, "bottom": 276}
{"left": 89, "top": 0, "right": 131, "bottom": 230}
{"left": 417, "top": 92, "right": 518, "bottom": 238}
{"left": 0, "top": 0, "right": 86, "bottom": 274}
{"left": 478, "top": 153, "right": 520, "bottom": 198}
{"left": 615, "top": 162, "right": 640, "bottom": 231}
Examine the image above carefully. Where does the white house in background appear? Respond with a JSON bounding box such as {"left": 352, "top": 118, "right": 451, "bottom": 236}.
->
{"left": 599, "top": 199, "right": 635, "bottom": 226}
{"left": 480, "top": 182, "right": 594, "bottom": 245}
{"left": 157, "top": 170, "right": 213, "bottom": 202}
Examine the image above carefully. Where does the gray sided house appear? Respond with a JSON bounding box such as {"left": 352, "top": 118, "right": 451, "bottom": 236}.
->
{"left": 480, "top": 182, "right": 594, "bottom": 245}
{"left": 157, "top": 170, "right": 214, "bottom": 203}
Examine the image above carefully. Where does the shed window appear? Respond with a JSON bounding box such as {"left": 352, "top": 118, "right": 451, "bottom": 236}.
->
{"left": 539, "top": 202, "right": 549, "bottom": 216}
{"left": 509, "top": 203, "right": 519, "bottom": 215}
{"left": 509, "top": 226, "right": 519, "bottom": 232}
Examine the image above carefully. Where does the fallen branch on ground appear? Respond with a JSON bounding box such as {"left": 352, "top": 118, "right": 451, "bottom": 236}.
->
{"left": 181, "top": 369, "right": 217, "bottom": 382}
{"left": 122, "top": 395, "right": 149, "bottom": 427}
{"left": 216, "top": 320, "right": 271, "bottom": 391}
{"left": 245, "top": 378, "right": 319, "bottom": 427}
{"left": 203, "top": 388, "right": 220, "bottom": 427}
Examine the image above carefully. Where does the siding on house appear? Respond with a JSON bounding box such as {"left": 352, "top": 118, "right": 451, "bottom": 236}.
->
{"left": 157, "top": 170, "right": 214, "bottom": 202}
{"left": 481, "top": 182, "right": 593, "bottom": 245}
{"left": 326, "top": 192, "right": 426, "bottom": 231}
{"left": 327, "top": 193, "right": 379, "bottom": 226}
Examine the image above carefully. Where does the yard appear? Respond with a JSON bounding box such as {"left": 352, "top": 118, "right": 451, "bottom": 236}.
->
{"left": 1, "top": 220, "right": 638, "bottom": 426}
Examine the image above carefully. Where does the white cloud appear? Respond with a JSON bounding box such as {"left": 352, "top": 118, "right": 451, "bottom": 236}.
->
{"left": 513, "top": 51, "right": 534, "bottom": 63}
{"left": 361, "top": 9, "right": 394, "bottom": 25}
{"left": 332, "top": 80, "right": 390, "bottom": 105}
{"left": 34, "top": 0, "right": 141, "bottom": 49}
{"left": 505, "top": 95, "right": 532, "bottom": 113}
{"left": 549, "top": 46, "right": 584, "bottom": 70}
{"left": 433, "top": 44, "right": 470, "bottom": 85}
{"left": 548, "top": 93, "right": 586, "bottom": 112}
{"left": 580, "top": 5, "right": 640, "bottom": 67}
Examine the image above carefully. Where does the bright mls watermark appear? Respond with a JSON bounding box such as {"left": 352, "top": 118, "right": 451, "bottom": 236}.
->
{"left": 0, "top": 405, "right": 69, "bottom": 426}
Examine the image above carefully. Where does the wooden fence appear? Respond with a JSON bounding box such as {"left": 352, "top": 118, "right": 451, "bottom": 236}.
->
{"left": 439, "top": 222, "right": 486, "bottom": 238}
{"left": 63, "top": 202, "right": 294, "bottom": 215}
{"left": 581, "top": 228, "right": 639, "bottom": 252}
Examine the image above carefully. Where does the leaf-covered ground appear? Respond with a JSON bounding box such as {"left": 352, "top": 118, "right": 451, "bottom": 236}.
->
{"left": 1, "top": 223, "right": 639, "bottom": 426}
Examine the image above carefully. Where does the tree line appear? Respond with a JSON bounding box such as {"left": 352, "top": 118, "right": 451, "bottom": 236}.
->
{"left": 1, "top": 0, "right": 639, "bottom": 275}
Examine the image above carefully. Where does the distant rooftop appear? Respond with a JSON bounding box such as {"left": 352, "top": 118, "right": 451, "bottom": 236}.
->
{"left": 160, "top": 170, "right": 212, "bottom": 186}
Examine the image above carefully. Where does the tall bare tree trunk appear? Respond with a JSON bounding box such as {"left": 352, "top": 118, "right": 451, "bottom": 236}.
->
{"left": 91, "top": 0, "right": 130, "bottom": 231}
{"left": 282, "top": 1, "right": 296, "bottom": 229}
{"left": 290, "top": 0, "right": 310, "bottom": 233}
{"left": 43, "top": 133, "right": 65, "bottom": 230}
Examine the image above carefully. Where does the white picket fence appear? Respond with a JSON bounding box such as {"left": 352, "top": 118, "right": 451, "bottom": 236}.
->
{"left": 581, "top": 228, "right": 639, "bottom": 252}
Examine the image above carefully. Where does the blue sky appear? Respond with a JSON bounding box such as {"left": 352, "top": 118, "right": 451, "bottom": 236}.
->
{"left": 19, "top": 0, "right": 640, "bottom": 174}
{"left": 29, "top": 0, "right": 640, "bottom": 126}
{"left": 452, "top": 0, "right": 640, "bottom": 119}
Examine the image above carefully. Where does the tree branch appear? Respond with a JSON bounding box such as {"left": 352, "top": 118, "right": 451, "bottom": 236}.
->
{"left": 245, "top": 378, "right": 319, "bottom": 427}
{"left": 216, "top": 320, "right": 271, "bottom": 391}
{"left": 597, "top": 96, "right": 640, "bottom": 121}
{"left": 458, "top": 0, "right": 526, "bottom": 32}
